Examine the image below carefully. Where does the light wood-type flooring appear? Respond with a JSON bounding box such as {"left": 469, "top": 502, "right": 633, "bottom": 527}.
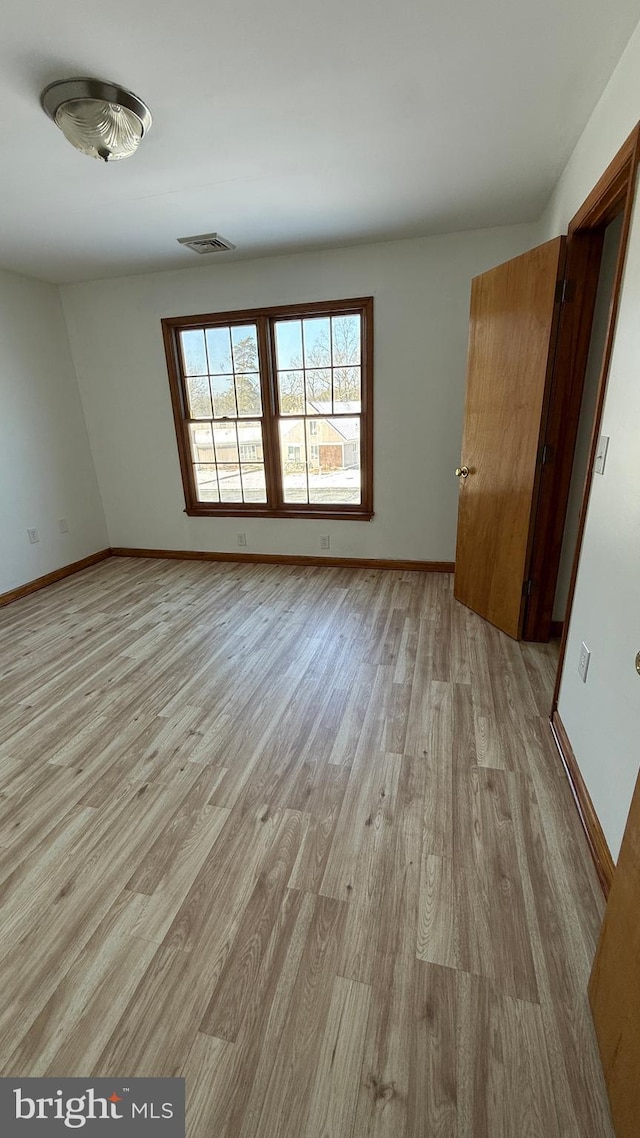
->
{"left": 0, "top": 557, "right": 614, "bottom": 1137}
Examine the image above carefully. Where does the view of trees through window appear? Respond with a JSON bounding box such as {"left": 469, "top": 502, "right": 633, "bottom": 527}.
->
{"left": 276, "top": 314, "right": 361, "bottom": 414}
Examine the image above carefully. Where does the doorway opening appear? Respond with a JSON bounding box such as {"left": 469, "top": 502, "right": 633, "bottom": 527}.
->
{"left": 523, "top": 124, "right": 640, "bottom": 647}
{"left": 551, "top": 214, "right": 623, "bottom": 632}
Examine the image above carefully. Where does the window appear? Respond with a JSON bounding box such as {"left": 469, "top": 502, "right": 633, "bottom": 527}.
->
{"left": 162, "top": 297, "right": 373, "bottom": 520}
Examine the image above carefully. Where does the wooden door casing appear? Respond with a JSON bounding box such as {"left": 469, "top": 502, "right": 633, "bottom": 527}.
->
{"left": 454, "top": 237, "right": 566, "bottom": 639}
{"left": 589, "top": 769, "right": 640, "bottom": 1138}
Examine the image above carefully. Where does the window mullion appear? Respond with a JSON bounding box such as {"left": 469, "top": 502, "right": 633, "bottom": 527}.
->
{"left": 256, "top": 314, "right": 281, "bottom": 509}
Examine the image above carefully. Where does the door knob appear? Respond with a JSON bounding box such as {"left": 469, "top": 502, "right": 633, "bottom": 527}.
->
{"left": 455, "top": 466, "right": 470, "bottom": 478}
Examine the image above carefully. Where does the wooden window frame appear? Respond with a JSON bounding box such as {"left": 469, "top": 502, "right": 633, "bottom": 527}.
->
{"left": 162, "top": 297, "right": 374, "bottom": 521}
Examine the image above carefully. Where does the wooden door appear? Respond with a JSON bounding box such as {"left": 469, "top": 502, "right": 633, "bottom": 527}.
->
{"left": 454, "top": 237, "right": 566, "bottom": 638}
{"left": 589, "top": 770, "right": 640, "bottom": 1138}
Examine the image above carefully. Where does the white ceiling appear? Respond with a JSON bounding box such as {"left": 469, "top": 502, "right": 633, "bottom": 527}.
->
{"left": 1, "top": 0, "right": 639, "bottom": 283}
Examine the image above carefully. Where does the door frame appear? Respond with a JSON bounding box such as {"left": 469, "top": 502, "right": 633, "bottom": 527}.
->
{"left": 543, "top": 126, "right": 640, "bottom": 898}
{"left": 523, "top": 124, "right": 640, "bottom": 643}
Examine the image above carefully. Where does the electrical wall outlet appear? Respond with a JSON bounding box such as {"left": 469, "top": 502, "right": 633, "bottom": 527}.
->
{"left": 320, "top": 535, "right": 330, "bottom": 550}
{"left": 58, "top": 517, "right": 69, "bottom": 533}
{"left": 578, "top": 642, "right": 591, "bottom": 683}
{"left": 27, "top": 528, "right": 39, "bottom": 544}
{"left": 237, "top": 533, "right": 247, "bottom": 547}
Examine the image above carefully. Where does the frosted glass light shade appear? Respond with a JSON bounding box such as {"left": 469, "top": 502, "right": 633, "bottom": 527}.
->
{"left": 55, "top": 99, "right": 143, "bottom": 161}
{"left": 41, "top": 78, "right": 152, "bottom": 162}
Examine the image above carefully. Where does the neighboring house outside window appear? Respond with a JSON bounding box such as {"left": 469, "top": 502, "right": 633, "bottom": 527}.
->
{"left": 162, "top": 297, "right": 373, "bottom": 520}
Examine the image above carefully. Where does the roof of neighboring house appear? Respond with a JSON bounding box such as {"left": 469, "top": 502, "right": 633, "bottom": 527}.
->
{"left": 196, "top": 411, "right": 360, "bottom": 448}
{"left": 307, "top": 402, "right": 361, "bottom": 441}
{"left": 193, "top": 423, "right": 264, "bottom": 446}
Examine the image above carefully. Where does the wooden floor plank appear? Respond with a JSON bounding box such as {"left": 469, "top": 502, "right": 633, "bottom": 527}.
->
{"left": 302, "top": 974, "right": 371, "bottom": 1138}
{"left": 353, "top": 753, "right": 425, "bottom": 1138}
{"left": 200, "top": 809, "right": 307, "bottom": 1041}
{"left": 456, "top": 971, "right": 560, "bottom": 1138}
{"left": 409, "top": 961, "right": 458, "bottom": 1138}
{"left": 240, "top": 893, "right": 347, "bottom": 1138}
{"left": 453, "top": 765, "right": 539, "bottom": 1003}
{"left": 417, "top": 853, "right": 458, "bottom": 970}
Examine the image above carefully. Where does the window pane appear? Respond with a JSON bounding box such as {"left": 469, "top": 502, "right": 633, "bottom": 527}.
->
{"left": 278, "top": 370, "right": 304, "bottom": 415}
{"left": 241, "top": 464, "right": 267, "bottom": 503}
{"left": 231, "top": 325, "right": 259, "bottom": 372}
{"left": 279, "top": 419, "right": 309, "bottom": 504}
{"left": 237, "top": 420, "right": 264, "bottom": 462}
{"left": 303, "top": 317, "right": 331, "bottom": 367}
{"left": 186, "top": 375, "right": 212, "bottom": 418}
{"left": 194, "top": 464, "right": 220, "bottom": 502}
{"left": 332, "top": 314, "right": 361, "bottom": 366}
{"left": 213, "top": 422, "right": 238, "bottom": 463}
{"left": 211, "top": 375, "right": 237, "bottom": 418}
{"left": 218, "top": 465, "right": 243, "bottom": 503}
{"left": 333, "top": 366, "right": 361, "bottom": 413}
{"left": 305, "top": 368, "right": 332, "bottom": 413}
{"left": 181, "top": 329, "right": 208, "bottom": 376}
{"left": 235, "top": 373, "right": 262, "bottom": 417}
{"left": 307, "top": 417, "right": 361, "bottom": 505}
{"left": 205, "top": 327, "right": 233, "bottom": 374}
{"left": 189, "top": 422, "right": 215, "bottom": 463}
{"left": 274, "top": 320, "right": 302, "bottom": 370}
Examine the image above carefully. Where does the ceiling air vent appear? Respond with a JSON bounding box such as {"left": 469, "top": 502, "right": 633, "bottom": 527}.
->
{"left": 177, "top": 232, "right": 236, "bottom": 254}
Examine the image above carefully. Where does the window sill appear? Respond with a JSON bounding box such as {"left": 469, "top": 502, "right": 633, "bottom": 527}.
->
{"left": 184, "top": 507, "right": 374, "bottom": 521}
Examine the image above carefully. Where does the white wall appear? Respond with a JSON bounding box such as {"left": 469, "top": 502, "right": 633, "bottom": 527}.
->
{"left": 60, "top": 224, "right": 537, "bottom": 562}
{"left": 0, "top": 267, "right": 108, "bottom": 594}
{"left": 541, "top": 21, "right": 640, "bottom": 859}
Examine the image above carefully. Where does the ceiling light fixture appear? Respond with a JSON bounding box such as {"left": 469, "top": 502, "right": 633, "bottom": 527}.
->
{"left": 41, "top": 77, "right": 152, "bottom": 162}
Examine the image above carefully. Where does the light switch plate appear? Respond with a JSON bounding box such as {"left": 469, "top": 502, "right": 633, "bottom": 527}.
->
{"left": 594, "top": 434, "right": 609, "bottom": 475}
{"left": 578, "top": 642, "right": 591, "bottom": 683}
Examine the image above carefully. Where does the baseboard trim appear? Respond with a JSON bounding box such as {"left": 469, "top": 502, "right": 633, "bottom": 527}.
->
{"left": 0, "top": 549, "right": 112, "bottom": 609}
{"left": 550, "top": 710, "right": 615, "bottom": 896}
{"left": 110, "top": 547, "right": 455, "bottom": 574}
{"left": 550, "top": 620, "right": 564, "bottom": 638}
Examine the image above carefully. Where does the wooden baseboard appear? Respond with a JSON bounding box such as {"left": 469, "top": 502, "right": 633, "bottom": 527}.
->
{"left": 0, "top": 549, "right": 112, "bottom": 609}
{"left": 550, "top": 620, "right": 564, "bottom": 638}
{"left": 110, "top": 547, "right": 455, "bottom": 574}
{"left": 0, "top": 546, "right": 454, "bottom": 609}
{"left": 550, "top": 710, "right": 615, "bottom": 896}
